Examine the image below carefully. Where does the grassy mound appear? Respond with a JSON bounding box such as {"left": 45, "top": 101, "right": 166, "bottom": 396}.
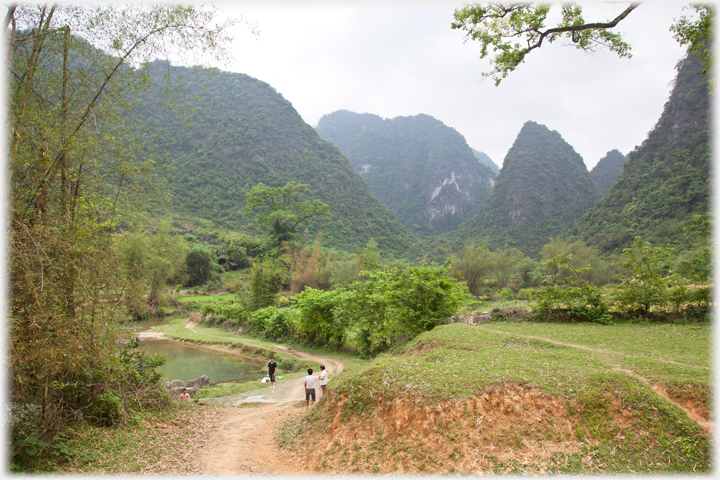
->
{"left": 280, "top": 323, "right": 711, "bottom": 474}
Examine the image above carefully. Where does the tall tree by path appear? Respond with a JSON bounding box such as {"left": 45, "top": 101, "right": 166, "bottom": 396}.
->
{"left": 6, "top": 3, "right": 248, "bottom": 463}
{"left": 245, "top": 181, "right": 332, "bottom": 246}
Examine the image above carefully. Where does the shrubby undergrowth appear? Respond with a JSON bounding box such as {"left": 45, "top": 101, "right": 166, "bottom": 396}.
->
{"left": 199, "top": 263, "right": 471, "bottom": 356}
{"left": 533, "top": 233, "right": 711, "bottom": 325}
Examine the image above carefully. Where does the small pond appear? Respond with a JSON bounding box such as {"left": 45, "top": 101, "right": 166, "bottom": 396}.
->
{"left": 127, "top": 317, "right": 266, "bottom": 384}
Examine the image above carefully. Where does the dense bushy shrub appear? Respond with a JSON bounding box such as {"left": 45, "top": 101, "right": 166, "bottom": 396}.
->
{"left": 293, "top": 264, "right": 470, "bottom": 355}
{"left": 184, "top": 244, "right": 214, "bottom": 287}
{"left": 292, "top": 288, "right": 353, "bottom": 348}
{"left": 248, "top": 306, "right": 297, "bottom": 339}
{"left": 200, "top": 300, "right": 249, "bottom": 328}
{"left": 534, "top": 233, "right": 711, "bottom": 324}
{"left": 534, "top": 254, "right": 612, "bottom": 324}
{"left": 11, "top": 339, "right": 169, "bottom": 469}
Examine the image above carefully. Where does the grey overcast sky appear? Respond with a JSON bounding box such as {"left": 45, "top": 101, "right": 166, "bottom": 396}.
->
{"left": 213, "top": 1, "right": 691, "bottom": 170}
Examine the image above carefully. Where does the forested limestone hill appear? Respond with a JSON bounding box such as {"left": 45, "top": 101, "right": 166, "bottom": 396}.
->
{"left": 589, "top": 149, "right": 627, "bottom": 196}
{"left": 315, "top": 110, "right": 496, "bottom": 235}
{"left": 462, "top": 121, "right": 601, "bottom": 258}
{"left": 572, "top": 50, "right": 711, "bottom": 254}
{"left": 135, "top": 63, "right": 415, "bottom": 254}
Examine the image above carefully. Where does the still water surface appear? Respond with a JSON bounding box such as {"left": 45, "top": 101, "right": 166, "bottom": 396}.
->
{"left": 130, "top": 318, "right": 266, "bottom": 384}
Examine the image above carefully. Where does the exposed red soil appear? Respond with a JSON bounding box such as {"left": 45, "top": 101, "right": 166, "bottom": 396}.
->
{"left": 293, "top": 382, "right": 586, "bottom": 474}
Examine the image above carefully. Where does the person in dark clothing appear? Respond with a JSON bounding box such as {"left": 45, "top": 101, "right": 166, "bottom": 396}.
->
{"left": 268, "top": 356, "right": 278, "bottom": 389}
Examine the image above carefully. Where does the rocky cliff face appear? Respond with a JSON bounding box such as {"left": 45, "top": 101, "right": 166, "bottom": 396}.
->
{"left": 316, "top": 110, "right": 495, "bottom": 235}
{"left": 463, "top": 121, "right": 600, "bottom": 257}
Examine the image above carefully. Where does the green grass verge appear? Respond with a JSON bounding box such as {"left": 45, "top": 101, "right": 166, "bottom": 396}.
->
{"left": 322, "top": 322, "right": 711, "bottom": 473}
{"left": 25, "top": 402, "right": 216, "bottom": 474}
{"left": 194, "top": 371, "right": 307, "bottom": 399}
{"left": 178, "top": 294, "right": 235, "bottom": 304}
{"left": 476, "top": 322, "right": 711, "bottom": 402}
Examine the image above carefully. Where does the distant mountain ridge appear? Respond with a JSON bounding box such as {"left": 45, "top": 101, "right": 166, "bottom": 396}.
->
{"left": 573, "top": 50, "right": 711, "bottom": 253}
{"left": 471, "top": 148, "right": 500, "bottom": 175}
{"left": 315, "top": 110, "right": 496, "bottom": 235}
{"left": 590, "top": 149, "right": 627, "bottom": 195}
{"left": 135, "top": 63, "right": 415, "bottom": 254}
{"left": 463, "top": 121, "right": 600, "bottom": 257}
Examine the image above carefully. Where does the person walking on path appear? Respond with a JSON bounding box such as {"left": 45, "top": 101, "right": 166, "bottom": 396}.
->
{"left": 268, "top": 357, "right": 278, "bottom": 389}
{"left": 318, "top": 364, "right": 328, "bottom": 399}
{"left": 304, "top": 368, "right": 318, "bottom": 408}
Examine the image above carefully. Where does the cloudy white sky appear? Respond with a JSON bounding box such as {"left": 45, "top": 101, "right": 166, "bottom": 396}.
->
{"left": 210, "top": 1, "right": 692, "bottom": 170}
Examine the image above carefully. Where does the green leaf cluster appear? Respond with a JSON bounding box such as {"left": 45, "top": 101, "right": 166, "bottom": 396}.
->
{"left": 534, "top": 229, "right": 711, "bottom": 324}
{"left": 535, "top": 254, "right": 612, "bottom": 324}
{"left": 245, "top": 181, "right": 331, "bottom": 246}
{"left": 293, "top": 264, "right": 470, "bottom": 356}
{"left": 451, "top": 3, "right": 634, "bottom": 86}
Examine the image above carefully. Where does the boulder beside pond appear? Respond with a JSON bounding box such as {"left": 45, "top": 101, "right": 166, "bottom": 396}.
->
{"left": 186, "top": 375, "right": 210, "bottom": 389}
{"left": 167, "top": 379, "right": 185, "bottom": 389}
{"left": 166, "top": 375, "right": 210, "bottom": 398}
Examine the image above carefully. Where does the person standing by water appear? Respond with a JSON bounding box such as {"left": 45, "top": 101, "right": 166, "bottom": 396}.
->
{"left": 268, "top": 356, "right": 278, "bottom": 389}
{"left": 318, "top": 364, "right": 328, "bottom": 399}
{"left": 304, "top": 368, "right": 318, "bottom": 408}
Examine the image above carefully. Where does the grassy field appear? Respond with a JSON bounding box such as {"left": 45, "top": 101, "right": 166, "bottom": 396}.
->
{"left": 325, "top": 322, "right": 709, "bottom": 411}
{"left": 289, "top": 321, "right": 712, "bottom": 474}
{"left": 177, "top": 294, "right": 235, "bottom": 304}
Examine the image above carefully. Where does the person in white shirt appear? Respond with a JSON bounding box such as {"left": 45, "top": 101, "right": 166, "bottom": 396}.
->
{"left": 304, "top": 368, "right": 318, "bottom": 408}
{"left": 318, "top": 364, "right": 328, "bottom": 398}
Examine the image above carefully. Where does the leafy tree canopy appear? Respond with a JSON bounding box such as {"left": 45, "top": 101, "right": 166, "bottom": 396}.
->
{"left": 451, "top": 2, "right": 637, "bottom": 86}
{"left": 245, "top": 181, "right": 331, "bottom": 245}
{"left": 671, "top": 4, "right": 714, "bottom": 75}
{"left": 452, "top": 3, "right": 713, "bottom": 86}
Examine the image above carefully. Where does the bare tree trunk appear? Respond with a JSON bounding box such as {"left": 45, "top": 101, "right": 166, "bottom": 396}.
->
{"left": 5, "top": 4, "right": 17, "bottom": 64}
{"left": 10, "top": 5, "right": 56, "bottom": 161}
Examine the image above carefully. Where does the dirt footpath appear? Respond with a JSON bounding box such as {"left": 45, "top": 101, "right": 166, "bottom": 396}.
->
{"left": 193, "top": 348, "right": 343, "bottom": 475}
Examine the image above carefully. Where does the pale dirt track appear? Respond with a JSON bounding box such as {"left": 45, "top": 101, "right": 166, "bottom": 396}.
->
{"left": 193, "top": 344, "right": 344, "bottom": 474}
{"left": 139, "top": 321, "right": 344, "bottom": 474}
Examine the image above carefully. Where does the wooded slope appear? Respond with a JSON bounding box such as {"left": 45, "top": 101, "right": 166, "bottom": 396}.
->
{"left": 572, "top": 51, "right": 711, "bottom": 254}
{"left": 136, "top": 63, "right": 415, "bottom": 254}
{"left": 589, "top": 149, "right": 627, "bottom": 196}
{"left": 462, "top": 121, "right": 600, "bottom": 257}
